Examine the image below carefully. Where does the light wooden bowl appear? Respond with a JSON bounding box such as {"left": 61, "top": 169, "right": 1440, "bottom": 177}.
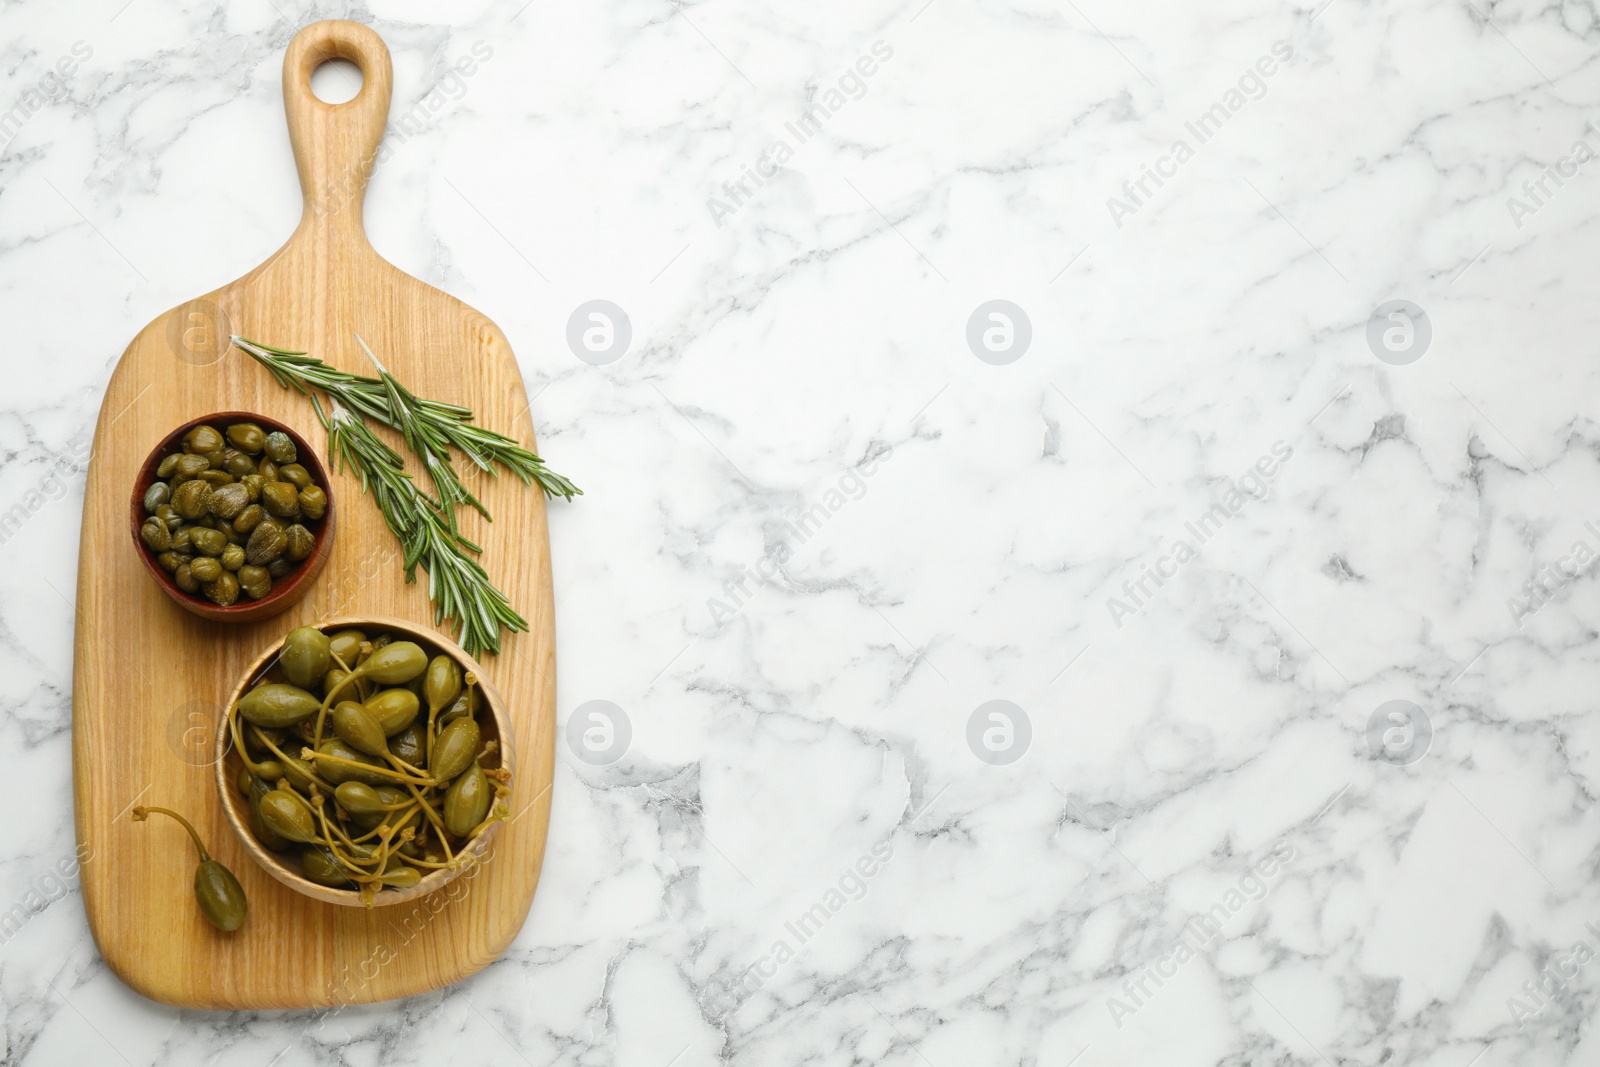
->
{"left": 213, "top": 615, "right": 513, "bottom": 907}
{"left": 131, "top": 411, "right": 336, "bottom": 623}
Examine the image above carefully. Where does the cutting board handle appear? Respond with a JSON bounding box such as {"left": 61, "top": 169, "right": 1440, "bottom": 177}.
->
{"left": 283, "top": 20, "right": 394, "bottom": 239}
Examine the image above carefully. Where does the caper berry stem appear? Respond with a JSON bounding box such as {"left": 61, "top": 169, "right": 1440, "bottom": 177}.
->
{"left": 301, "top": 747, "right": 436, "bottom": 786}
{"left": 132, "top": 805, "right": 213, "bottom": 861}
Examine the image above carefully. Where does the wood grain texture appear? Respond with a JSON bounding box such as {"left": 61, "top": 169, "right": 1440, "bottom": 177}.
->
{"left": 71, "top": 20, "right": 555, "bottom": 1009}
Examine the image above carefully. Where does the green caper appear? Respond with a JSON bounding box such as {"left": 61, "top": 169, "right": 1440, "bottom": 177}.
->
{"left": 154, "top": 503, "right": 181, "bottom": 528}
{"left": 258, "top": 789, "right": 317, "bottom": 842}
{"left": 143, "top": 482, "right": 171, "bottom": 513}
{"left": 299, "top": 846, "right": 353, "bottom": 887}
{"left": 171, "top": 479, "right": 212, "bottom": 520}
{"left": 366, "top": 687, "right": 419, "bottom": 736}
{"left": 140, "top": 517, "right": 170, "bottom": 552}
{"left": 430, "top": 717, "right": 481, "bottom": 781}
{"left": 298, "top": 486, "right": 327, "bottom": 521}
{"left": 189, "top": 556, "right": 222, "bottom": 583}
{"left": 233, "top": 503, "right": 264, "bottom": 535}
{"left": 172, "top": 453, "right": 211, "bottom": 482}
{"left": 237, "top": 565, "right": 271, "bottom": 599}
{"left": 227, "top": 423, "right": 266, "bottom": 453}
{"left": 328, "top": 630, "right": 366, "bottom": 665}
{"left": 195, "top": 469, "right": 233, "bottom": 488}
{"left": 245, "top": 520, "right": 287, "bottom": 565}
{"left": 267, "top": 557, "right": 293, "bottom": 579}
{"left": 261, "top": 481, "right": 300, "bottom": 520}
{"left": 263, "top": 431, "right": 297, "bottom": 464}
{"left": 239, "top": 474, "right": 264, "bottom": 503}
{"left": 237, "top": 683, "right": 320, "bottom": 727}
{"left": 155, "top": 550, "right": 182, "bottom": 573}
{"left": 223, "top": 451, "right": 256, "bottom": 478}
{"left": 277, "top": 463, "right": 310, "bottom": 490}
{"left": 174, "top": 562, "right": 199, "bottom": 593}
{"left": 155, "top": 453, "right": 180, "bottom": 479}
{"left": 204, "top": 571, "right": 240, "bottom": 606}
{"left": 190, "top": 527, "right": 227, "bottom": 557}
{"left": 208, "top": 482, "right": 250, "bottom": 519}
{"left": 280, "top": 627, "right": 331, "bottom": 689}
{"left": 204, "top": 448, "right": 227, "bottom": 469}
{"left": 183, "top": 425, "right": 224, "bottom": 454}
{"left": 220, "top": 544, "right": 245, "bottom": 572}
{"left": 257, "top": 458, "right": 278, "bottom": 482}
{"left": 443, "top": 764, "right": 491, "bottom": 837}
{"left": 284, "top": 524, "right": 315, "bottom": 562}
{"left": 131, "top": 806, "right": 247, "bottom": 932}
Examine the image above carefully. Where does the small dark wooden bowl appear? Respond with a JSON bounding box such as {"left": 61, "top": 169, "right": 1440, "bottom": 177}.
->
{"left": 131, "top": 411, "right": 336, "bottom": 623}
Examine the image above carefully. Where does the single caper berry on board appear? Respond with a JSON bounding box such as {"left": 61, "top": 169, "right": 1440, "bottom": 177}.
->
{"left": 131, "top": 805, "right": 247, "bottom": 932}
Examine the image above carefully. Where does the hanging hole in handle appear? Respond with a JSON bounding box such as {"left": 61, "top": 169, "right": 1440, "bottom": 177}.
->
{"left": 310, "top": 57, "right": 364, "bottom": 104}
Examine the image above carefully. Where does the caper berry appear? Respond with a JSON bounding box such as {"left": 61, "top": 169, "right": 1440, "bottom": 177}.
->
{"left": 131, "top": 805, "right": 247, "bottom": 932}
{"left": 430, "top": 717, "right": 480, "bottom": 781}
{"left": 328, "top": 630, "right": 366, "bottom": 665}
{"left": 366, "top": 687, "right": 419, "bottom": 736}
{"left": 299, "top": 846, "right": 353, "bottom": 887}
{"left": 443, "top": 764, "right": 491, "bottom": 837}
{"left": 259, "top": 789, "right": 317, "bottom": 842}
{"left": 280, "top": 627, "right": 331, "bottom": 689}
{"left": 332, "top": 701, "right": 389, "bottom": 757}
{"left": 237, "top": 683, "right": 320, "bottom": 727}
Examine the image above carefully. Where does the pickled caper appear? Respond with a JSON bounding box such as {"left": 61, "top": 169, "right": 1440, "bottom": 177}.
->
{"left": 190, "top": 527, "right": 227, "bottom": 557}
{"left": 155, "top": 453, "right": 180, "bottom": 479}
{"left": 183, "top": 425, "right": 224, "bottom": 454}
{"left": 237, "top": 683, "right": 320, "bottom": 727}
{"left": 298, "top": 486, "right": 327, "bottom": 521}
{"left": 204, "top": 571, "right": 240, "bottom": 606}
{"left": 238, "top": 564, "right": 271, "bottom": 599}
{"left": 143, "top": 482, "right": 171, "bottom": 513}
{"left": 284, "top": 524, "right": 316, "bottom": 562}
{"left": 443, "top": 764, "right": 491, "bottom": 837}
{"left": 208, "top": 482, "right": 250, "bottom": 519}
{"left": 367, "top": 687, "right": 419, "bottom": 736}
{"left": 258, "top": 788, "right": 316, "bottom": 842}
{"left": 245, "top": 520, "right": 287, "bottom": 566}
{"left": 140, "top": 517, "right": 170, "bottom": 553}
{"left": 263, "top": 431, "right": 297, "bottom": 464}
{"left": 171, "top": 478, "right": 211, "bottom": 520}
{"left": 220, "top": 543, "right": 245, "bottom": 572}
{"left": 430, "top": 717, "right": 480, "bottom": 781}
{"left": 189, "top": 556, "right": 222, "bottom": 583}
{"left": 227, "top": 422, "right": 266, "bottom": 453}
{"left": 261, "top": 481, "right": 300, "bottom": 520}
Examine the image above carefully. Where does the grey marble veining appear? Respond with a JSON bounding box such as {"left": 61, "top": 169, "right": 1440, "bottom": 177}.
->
{"left": 3, "top": 0, "right": 1600, "bottom": 1063}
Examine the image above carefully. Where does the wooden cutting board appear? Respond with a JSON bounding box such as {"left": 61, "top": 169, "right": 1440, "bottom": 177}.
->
{"left": 71, "top": 20, "right": 556, "bottom": 1009}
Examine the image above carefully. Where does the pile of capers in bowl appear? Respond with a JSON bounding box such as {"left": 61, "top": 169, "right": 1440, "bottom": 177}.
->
{"left": 226, "top": 624, "right": 510, "bottom": 905}
{"left": 138, "top": 419, "right": 327, "bottom": 606}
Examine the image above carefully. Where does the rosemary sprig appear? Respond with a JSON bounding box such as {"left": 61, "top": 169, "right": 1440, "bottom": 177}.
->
{"left": 230, "top": 334, "right": 570, "bottom": 656}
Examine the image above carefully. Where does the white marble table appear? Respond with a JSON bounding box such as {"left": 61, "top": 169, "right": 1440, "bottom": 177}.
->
{"left": 3, "top": 0, "right": 1599, "bottom": 1063}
